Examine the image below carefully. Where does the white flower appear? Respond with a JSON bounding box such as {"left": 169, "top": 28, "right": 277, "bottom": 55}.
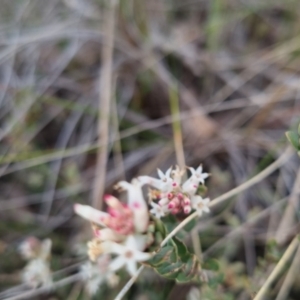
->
{"left": 182, "top": 165, "right": 209, "bottom": 195}
{"left": 20, "top": 238, "right": 52, "bottom": 289}
{"left": 105, "top": 235, "right": 152, "bottom": 276}
{"left": 192, "top": 196, "right": 210, "bottom": 216}
{"left": 19, "top": 237, "right": 40, "bottom": 260}
{"left": 149, "top": 202, "right": 167, "bottom": 219}
{"left": 19, "top": 238, "right": 51, "bottom": 261}
{"left": 138, "top": 165, "right": 209, "bottom": 216}
{"left": 22, "top": 258, "right": 52, "bottom": 289}
{"left": 81, "top": 255, "right": 119, "bottom": 295}
{"left": 81, "top": 262, "right": 104, "bottom": 295}
{"left": 138, "top": 168, "right": 174, "bottom": 193}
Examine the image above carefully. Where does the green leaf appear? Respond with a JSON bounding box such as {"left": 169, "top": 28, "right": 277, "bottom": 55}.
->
{"left": 153, "top": 217, "right": 168, "bottom": 238}
{"left": 177, "top": 254, "right": 201, "bottom": 283}
{"left": 147, "top": 217, "right": 203, "bottom": 283}
{"left": 171, "top": 237, "right": 189, "bottom": 261}
{"left": 298, "top": 123, "right": 300, "bottom": 136}
{"left": 203, "top": 258, "right": 219, "bottom": 271}
{"left": 145, "top": 246, "right": 175, "bottom": 267}
{"left": 156, "top": 261, "right": 183, "bottom": 279}
{"left": 286, "top": 131, "right": 300, "bottom": 150}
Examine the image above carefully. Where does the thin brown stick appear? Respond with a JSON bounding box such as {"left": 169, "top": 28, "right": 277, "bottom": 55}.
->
{"left": 275, "top": 168, "right": 300, "bottom": 245}
{"left": 275, "top": 243, "right": 300, "bottom": 300}
{"left": 5, "top": 273, "right": 82, "bottom": 300}
{"left": 92, "top": 0, "right": 118, "bottom": 209}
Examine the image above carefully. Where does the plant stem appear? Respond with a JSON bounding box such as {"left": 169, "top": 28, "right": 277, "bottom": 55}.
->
{"left": 114, "top": 265, "right": 144, "bottom": 300}
{"left": 114, "top": 146, "right": 293, "bottom": 300}
{"left": 275, "top": 242, "right": 300, "bottom": 300}
{"left": 254, "top": 236, "right": 299, "bottom": 300}
{"left": 5, "top": 273, "right": 82, "bottom": 300}
{"left": 169, "top": 84, "right": 185, "bottom": 169}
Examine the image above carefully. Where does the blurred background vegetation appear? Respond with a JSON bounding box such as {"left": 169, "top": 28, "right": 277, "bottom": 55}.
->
{"left": 1, "top": 0, "right": 300, "bottom": 299}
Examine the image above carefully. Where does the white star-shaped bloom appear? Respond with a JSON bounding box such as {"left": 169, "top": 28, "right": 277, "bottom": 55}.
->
{"left": 192, "top": 196, "right": 210, "bottom": 216}
{"left": 182, "top": 165, "right": 209, "bottom": 195}
{"left": 190, "top": 165, "right": 209, "bottom": 185}
{"left": 150, "top": 202, "right": 166, "bottom": 219}
{"left": 107, "top": 235, "right": 152, "bottom": 276}
{"left": 138, "top": 167, "right": 174, "bottom": 193}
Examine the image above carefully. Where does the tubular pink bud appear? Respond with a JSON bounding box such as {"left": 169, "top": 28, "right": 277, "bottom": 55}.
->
{"left": 167, "top": 193, "right": 173, "bottom": 199}
{"left": 183, "top": 197, "right": 190, "bottom": 205}
{"left": 74, "top": 203, "right": 109, "bottom": 226}
{"left": 168, "top": 203, "right": 174, "bottom": 209}
{"left": 172, "top": 197, "right": 180, "bottom": 206}
{"left": 105, "top": 195, "right": 123, "bottom": 210}
{"left": 184, "top": 206, "right": 191, "bottom": 214}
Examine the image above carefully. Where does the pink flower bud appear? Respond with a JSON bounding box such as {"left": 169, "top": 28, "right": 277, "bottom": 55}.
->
{"left": 183, "top": 206, "right": 191, "bottom": 214}
{"left": 171, "top": 208, "right": 180, "bottom": 215}
{"left": 172, "top": 197, "right": 180, "bottom": 206}
{"left": 104, "top": 195, "right": 124, "bottom": 210}
{"left": 183, "top": 197, "right": 190, "bottom": 205}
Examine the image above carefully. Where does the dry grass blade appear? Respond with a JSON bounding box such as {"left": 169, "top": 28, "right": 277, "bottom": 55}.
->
{"left": 92, "top": 0, "right": 118, "bottom": 209}
{"left": 253, "top": 236, "right": 299, "bottom": 300}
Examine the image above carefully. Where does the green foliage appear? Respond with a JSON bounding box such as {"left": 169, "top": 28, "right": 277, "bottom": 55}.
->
{"left": 286, "top": 131, "right": 300, "bottom": 151}
{"left": 286, "top": 123, "right": 300, "bottom": 152}
{"left": 145, "top": 217, "right": 203, "bottom": 283}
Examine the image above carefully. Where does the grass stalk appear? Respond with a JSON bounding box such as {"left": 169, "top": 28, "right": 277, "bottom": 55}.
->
{"left": 254, "top": 236, "right": 299, "bottom": 300}
{"left": 92, "top": 0, "right": 118, "bottom": 209}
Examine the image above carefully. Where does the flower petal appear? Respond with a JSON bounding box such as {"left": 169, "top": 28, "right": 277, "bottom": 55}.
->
{"left": 196, "top": 165, "right": 203, "bottom": 174}
{"left": 94, "top": 228, "right": 125, "bottom": 243}
{"left": 126, "top": 260, "right": 137, "bottom": 276}
{"left": 138, "top": 176, "right": 163, "bottom": 190}
{"left": 40, "top": 239, "right": 52, "bottom": 260}
{"left": 132, "top": 234, "right": 148, "bottom": 251}
{"left": 157, "top": 168, "right": 165, "bottom": 179}
{"left": 117, "top": 180, "right": 149, "bottom": 233}
{"left": 150, "top": 202, "right": 166, "bottom": 219}
{"left": 109, "top": 256, "right": 126, "bottom": 272}
{"left": 133, "top": 251, "right": 152, "bottom": 262}
{"left": 74, "top": 204, "right": 108, "bottom": 226}
{"left": 102, "top": 241, "right": 126, "bottom": 255}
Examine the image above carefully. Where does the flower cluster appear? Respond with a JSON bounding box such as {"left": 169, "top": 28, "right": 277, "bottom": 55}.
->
{"left": 138, "top": 165, "right": 210, "bottom": 218}
{"left": 80, "top": 255, "right": 119, "bottom": 295}
{"left": 19, "top": 237, "right": 52, "bottom": 289}
{"left": 74, "top": 180, "right": 152, "bottom": 294}
{"left": 74, "top": 164, "right": 211, "bottom": 294}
